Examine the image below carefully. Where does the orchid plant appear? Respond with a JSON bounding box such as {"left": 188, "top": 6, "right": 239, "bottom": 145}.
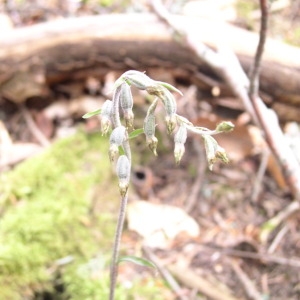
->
{"left": 83, "top": 70, "right": 234, "bottom": 299}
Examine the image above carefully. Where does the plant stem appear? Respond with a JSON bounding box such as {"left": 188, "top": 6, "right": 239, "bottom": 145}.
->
{"left": 109, "top": 192, "right": 129, "bottom": 300}
{"left": 109, "top": 81, "right": 132, "bottom": 299}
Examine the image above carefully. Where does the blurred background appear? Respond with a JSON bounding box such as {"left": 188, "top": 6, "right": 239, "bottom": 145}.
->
{"left": 0, "top": 1, "right": 300, "bottom": 299}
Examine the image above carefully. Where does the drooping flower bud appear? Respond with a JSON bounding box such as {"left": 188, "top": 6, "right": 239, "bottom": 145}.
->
{"left": 174, "top": 125, "right": 187, "bottom": 164}
{"left": 202, "top": 135, "right": 229, "bottom": 170}
{"left": 144, "top": 114, "right": 156, "bottom": 138}
{"left": 109, "top": 126, "right": 126, "bottom": 162}
{"left": 100, "top": 100, "right": 113, "bottom": 135}
{"left": 174, "top": 143, "right": 185, "bottom": 165}
{"left": 120, "top": 82, "right": 134, "bottom": 129}
{"left": 215, "top": 146, "right": 229, "bottom": 164}
{"left": 122, "top": 70, "right": 154, "bottom": 90}
{"left": 120, "top": 82, "right": 133, "bottom": 110}
{"left": 202, "top": 134, "right": 218, "bottom": 170}
{"left": 143, "top": 98, "right": 159, "bottom": 155}
{"left": 110, "top": 126, "right": 126, "bottom": 145}
{"left": 165, "top": 114, "right": 177, "bottom": 135}
{"left": 101, "top": 117, "right": 112, "bottom": 136}
{"left": 216, "top": 121, "right": 235, "bottom": 133}
{"left": 161, "top": 89, "right": 177, "bottom": 117}
{"left": 146, "top": 136, "right": 158, "bottom": 156}
{"left": 116, "top": 155, "right": 131, "bottom": 196}
{"left": 146, "top": 84, "right": 177, "bottom": 114}
{"left": 146, "top": 83, "right": 165, "bottom": 98}
{"left": 147, "top": 84, "right": 177, "bottom": 134}
{"left": 123, "top": 110, "right": 134, "bottom": 130}
{"left": 109, "top": 144, "right": 119, "bottom": 163}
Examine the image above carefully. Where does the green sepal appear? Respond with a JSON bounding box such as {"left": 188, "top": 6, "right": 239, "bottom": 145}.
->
{"left": 118, "top": 146, "right": 125, "bottom": 156}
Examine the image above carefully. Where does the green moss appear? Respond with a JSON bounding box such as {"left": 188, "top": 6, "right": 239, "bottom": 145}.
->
{"left": 63, "top": 260, "right": 167, "bottom": 300}
{"left": 235, "top": 1, "right": 258, "bottom": 29}
{"left": 0, "top": 130, "right": 171, "bottom": 299}
{"left": 0, "top": 131, "right": 118, "bottom": 299}
{"left": 235, "top": 1, "right": 257, "bottom": 18}
{"left": 285, "top": 26, "right": 300, "bottom": 47}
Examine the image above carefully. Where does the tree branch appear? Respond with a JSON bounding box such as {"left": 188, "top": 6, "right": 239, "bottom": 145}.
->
{"left": 150, "top": 0, "right": 300, "bottom": 200}
{"left": 249, "top": 0, "right": 269, "bottom": 96}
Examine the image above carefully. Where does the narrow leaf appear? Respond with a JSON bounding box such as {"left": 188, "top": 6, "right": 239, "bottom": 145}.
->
{"left": 156, "top": 81, "right": 183, "bottom": 96}
{"left": 82, "top": 109, "right": 102, "bottom": 119}
{"left": 129, "top": 128, "right": 144, "bottom": 139}
{"left": 118, "top": 255, "right": 157, "bottom": 270}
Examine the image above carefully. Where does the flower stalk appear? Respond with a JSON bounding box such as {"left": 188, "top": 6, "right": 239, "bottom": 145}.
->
{"left": 83, "top": 70, "right": 233, "bottom": 299}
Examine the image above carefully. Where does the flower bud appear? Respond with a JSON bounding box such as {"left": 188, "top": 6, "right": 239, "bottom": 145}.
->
{"left": 144, "top": 114, "right": 158, "bottom": 156}
{"left": 120, "top": 82, "right": 134, "bottom": 129}
{"left": 215, "top": 146, "right": 229, "bottom": 164}
{"left": 122, "top": 70, "right": 154, "bottom": 90}
{"left": 116, "top": 155, "right": 131, "bottom": 196}
{"left": 161, "top": 89, "right": 177, "bottom": 117}
{"left": 174, "top": 143, "right": 185, "bottom": 165}
{"left": 109, "top": 126, "right": 126, "bottom": 162}
{"left": 109, "top": 126, "right": 126, "bottom": 145}
{"left": 202, "top": 135, "right": 218, "bottom": 170}
{"left": 101, "top": 116, "right": 112, "bottom": 136}
{"left": 146, "top": 84, "right": 165, "bottom": 98}
{"left": 146, "top": 136, "right": 158, "bottom": 156}
{"left": 109, "top": 144, "right": 119, "bottom": 162}
{"left": 101, "top": 99, "right": 113, "bottom": 116}
{"left": 144, "top": 114, "right": 156, "bottom": 138}
{"left": 174, "top": 125, "right": 187, "bottom": 164}
{"left": 100, "top": 100, "right": 113, "bottom": 135}
{"left": 147, "top": 84, "right": 177, "bottom": 116}
{"left": 124, "top": 110, "right": 134, "bottom": 130}
{"left": 120, "top": 82, "right": 133, "bottom": 110}
{"left": 147, "top": 84, "right": 177, "bottom": 134}
{"left": 143, "top": 98, "right": 159, "bottom": 155}
{"left": 202, "top": 135, "right": 229, "bottom": 170}
{"left": 165, "top": 114, "right": 177, "bottom": 135}
{"left": 216, "top": 121, "right": 235, "bottom": 133}
{"left": 174, "top": 125, "right": 187, "bottom": 144}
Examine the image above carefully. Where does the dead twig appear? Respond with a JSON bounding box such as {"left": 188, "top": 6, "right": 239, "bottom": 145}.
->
{"left": 267, "top": 225, "right": 289, "bottom": 254}
{"left": 150, "top": 0, "right": 300, "bottom": 200}
{"left": 259, "top": 201, "right": 300, "bottom": 244}
{"left": 167, "top": 263, "right": 239, "bottom": 300}
{"left": 19, "top": 104, "right": 50, "bottom": 147}
{"left": 142, "top": 246, "right": 189, "bottom": 300}
{"left": 249, "top": 0, "right": 268, "bottom": 97}
{"left": 219, "top": 247, "right": 300, "bottom": 268}
{"left": 248, "top": 0, "right": 300, "bottom": 200}
{"left": 251, "top": 147, "right": 269, "bottom": 203}
{"left": 192, "top": 244, "right": 300, "bottom": 268}
{"left": 230, "top": 259, "right": 263, "bottom": 300}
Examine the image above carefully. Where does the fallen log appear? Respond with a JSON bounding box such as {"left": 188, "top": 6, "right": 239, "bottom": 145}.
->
{"left": 0, "top": 13, "right": 300, "bottom": 121}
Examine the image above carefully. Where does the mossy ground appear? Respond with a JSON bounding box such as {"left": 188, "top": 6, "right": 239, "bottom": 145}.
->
{"left": 0, "top": 130, "right": 165, "bottom": 299}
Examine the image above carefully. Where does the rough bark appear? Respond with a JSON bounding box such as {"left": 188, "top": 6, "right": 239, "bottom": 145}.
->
{"left": 0, "top": 14, "right": 299, "bottom": 121}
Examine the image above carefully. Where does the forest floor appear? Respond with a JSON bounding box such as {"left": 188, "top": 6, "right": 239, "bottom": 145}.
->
{"left": 0, "top": 1, "right": 300, "bottom": 299}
